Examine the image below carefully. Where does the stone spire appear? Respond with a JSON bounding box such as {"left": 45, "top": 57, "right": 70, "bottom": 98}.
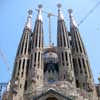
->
{"left": 29, "top": 5, "right": 44, "bottom": 97}
{"left": 57, "top": 4, "right": 75, "bottom": 85}
{"left": 57, "top": 4, "right": 69, "bottom": 48}
{"left": 68, "top": 9, "right": 86, "bottom": 54}
{"left": 11, "top": 9, "right": 32, "bottom": 100}
{"left": 68, "top": 9, "right": 94, "bottom": 91}
{"left": 25, "top": 9, "right": 33, "bottom": 30}
{"left": 32, "top": 4, "right": 43, "bottom": 48}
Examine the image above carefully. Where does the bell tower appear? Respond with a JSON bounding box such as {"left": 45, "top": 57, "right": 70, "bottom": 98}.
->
{"left": 11, "top": 9, "right": 33, "bottom": 100}
{"left": 27, "top": 5, "right": 44, "bottom": 100}
{"left": 68, "top": 9, "right": 95, "bottom": 92}
{"left": 57, "top": 4, "right": 75, "bottom": 85}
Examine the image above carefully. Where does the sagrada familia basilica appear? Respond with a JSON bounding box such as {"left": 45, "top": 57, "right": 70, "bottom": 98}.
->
{"left": 2, "top": 4, "right": 100, "bottom": 100}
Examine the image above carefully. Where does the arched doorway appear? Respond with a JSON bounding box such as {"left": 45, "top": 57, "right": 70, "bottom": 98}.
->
{"left": 46, "top": 97, "right": 58, "bottom": 100}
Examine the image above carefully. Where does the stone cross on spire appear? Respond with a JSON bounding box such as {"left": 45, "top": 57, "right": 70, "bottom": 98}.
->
{"left": 25, "top": 9, "right": 33, "bottom": 30}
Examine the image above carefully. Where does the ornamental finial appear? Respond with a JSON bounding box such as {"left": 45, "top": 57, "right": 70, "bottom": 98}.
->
{"left": 57, "top": 3, "right": 62, "bottom": 9}
{"left": 57, "top": 3, "right": 64, "bottom": 20}
{"left": 28, "top": 9, "right": 33, "bottom": 16}
{"left": 68, "top": 9, "right": 78, "bottom": 28}
{"left": 68, "top": 9, "right": 73, "bottom": 15}
{"left": 25, "top": 9, "right": 33, "bottom": 29}
{"left": 37, "top": 4, "right": 43, "bottom": 21}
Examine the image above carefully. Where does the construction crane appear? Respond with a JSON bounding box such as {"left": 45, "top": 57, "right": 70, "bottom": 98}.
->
{"left": 78, "top": 1, "right": 100, "bottom": 26}
{"left": 47, "top": 13, "right": 56, "bottom": 47}
{"left": 0, "top": 48, "right": 11, "bottom": 76}
{"left": 0, "top": 83, "right": 8, "bottom": 100}
{"left": 0, "top": 48, "right": 11, "bottom": 100}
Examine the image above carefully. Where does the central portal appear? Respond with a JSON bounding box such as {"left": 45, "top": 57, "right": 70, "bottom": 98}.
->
{"left": 46, "top": 97, "right": 58, "bottom": 100}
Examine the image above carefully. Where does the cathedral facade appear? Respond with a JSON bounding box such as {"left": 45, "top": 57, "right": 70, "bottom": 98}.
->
{"left": 3, "top": 4, "right": 99, "bottom": 100}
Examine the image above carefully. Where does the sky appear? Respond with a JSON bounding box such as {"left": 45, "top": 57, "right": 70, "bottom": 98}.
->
{"left": 0, "top": 0, "right": 100, "bottom": 84}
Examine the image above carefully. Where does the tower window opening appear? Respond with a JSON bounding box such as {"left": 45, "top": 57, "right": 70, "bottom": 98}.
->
{"left": 74, "top": 33, "right": 78, "bottom": 52}
{"left": 79, "top": 42, "right": 82, "bottom": 53}
{"left": 30, "top": 55, "right": 33, "bottom": 68}
{"left": 20, "top": 84, "right": 22, "bottom": 88}
{"left": 63, "top": 33, "right": 66, "bottom": 47}
{"left": 73, "top": 58, "right": 78, "bottom": 75}
{"left": 18, "top": 72, "right": 19, "bottom": 76}
{"left": 76, "top": 80, "right": 79, "bottom": 88}
{"left": 66, "top": 32, "right": 70, "bottom": 48}
{"left": 26, "top": 59, "right": 30, "bottom": 76}
{"left": 78, "top": 59, "right": 82, "bottom": 73}
{"left": 35, "top": 34, "right": 38, "bottom": 47}
{"left": 57, "top": 34, "right": 60, "bottom": 46}
{"left": 76, "top": 33, "right": 82, "bottom": 53}
{"left": 70, "top": 40, "right": 72, "bottom": 47}
{"left": 34, "top": 64, "right": 36, "bottom": 67}
{"left": 67, "top": 37, "right": 70, "bottom": 48}
{"left": 39, "top": 36, "right": 40, "bottom": 47}
{"left": 28, "top": 40, "right": 31, "bottom": 53}
{"left": 15, "top": 61, "right": 17, "bottom": 70}
{"left": 17, "top": 60, "right": 21, "bottom": 76}
{"left": 59, "top": 36, "right": 61, "bottom": 47}
{"left": 83, "top": 83, "right": 86, "bottom": 89}
{"left": 24, "top": 41, "right": 27, "bottom": 54}
{"left": 21, "top": 59, "right": 25, "bottom": 77}
{"left": 82, "top": 58, "right": 87, "bottom": 74}
{"left": 69, "top": 54, "right": 72, "bottom": 65}
{"left": 60, "top": 34, "right": 62, "bottom": 47}
{"left": 34, "top": 53, "right": 37, "bottom": 62}
{"left": 24, "top": 80, "right": 27, "bottom": 90}
{"left": 21, "top": 41, "right": 24, "bottom": 54}
{"left": 38, "top": 52, "right": 40, "bottom": 62}
{"left": 75, "top": 42, "right": 78, "bottom": 52}
{"left": 64, "top": 74, "right": 66, "bottom": 80}
{"left": 37, "top": 75, "right": 39, "bottom": 79}
{"left": 80, "top": 37, "right": 86, "bottom": 54}
{"left": 62, "top": 52, "right": 64, "bottom": 65}
{"left": 46, "top": 97, "right": 58, "bottom": 100}
{"left": 22, "top": 59, "right": 25, "bottom": 70}
{"left": 19, "top": 60, "right": 21, "bottom": 69}
{"left": 13, "top": 61, "right": 17, "bottom": 78}
{"left": 21, "top": 72, "right": 23, "bottom": 77}
{"left": 65, "top": 52, "right": 68, "bottom": 62}
{"left": 39, "top": 29, "right": 41, "bottom": 47}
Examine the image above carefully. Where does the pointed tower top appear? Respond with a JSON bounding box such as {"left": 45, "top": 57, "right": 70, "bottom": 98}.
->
{"left": 37, "top": 4, "right": 43, "bottom": 21}
{"left": 25, "top": 9, "right": 33, "bottom": 30}
{"left": 57, "top": 3, "right": 64, "bottom": 20}
{"left": 28, "top": 9, "right": 33, "bottom": 16}
{"left": 68, "top": 9, "right": 78, "bottom": 28}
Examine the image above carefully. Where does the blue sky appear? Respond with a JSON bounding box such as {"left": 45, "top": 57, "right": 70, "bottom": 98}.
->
{"left": 0, "top": 0, "right": 100, "bottom": 84}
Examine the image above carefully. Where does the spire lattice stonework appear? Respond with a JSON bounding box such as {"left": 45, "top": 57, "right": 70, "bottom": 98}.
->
{"left": 11, "top": 9, "right": 33, "bottom": 100}
{"left": 68, "top": 9, "right": 95, "bottom": 92}
{"left": 57, "top": 4, "right": 75, "bottom": 84}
